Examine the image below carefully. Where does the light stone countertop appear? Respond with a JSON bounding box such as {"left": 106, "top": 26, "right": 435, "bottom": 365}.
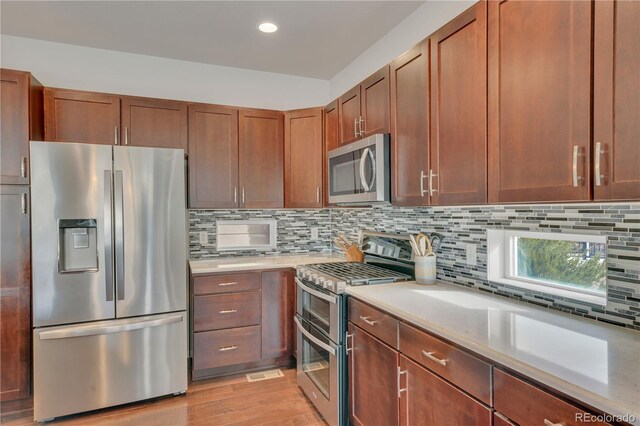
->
{"left": 189, "top": 253, "right": 344, "bottom": 274}
{"left": 346, "top": 281, "right": 640, "bottom": 425}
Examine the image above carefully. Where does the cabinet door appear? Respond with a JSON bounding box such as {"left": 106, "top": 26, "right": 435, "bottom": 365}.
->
{"left": 1, "top": 70, "right": 31, "bottom": 185}
{"left": 361, "top": 66, "right": 390, "bottom": 137}
{"left": 430, "top": 2, "right": 487, "bottom": 205}
{"left": 239, "top": 109, "right": 284, "bottom": 208}
{"left": 593, "top": 0, "right": 640, "bottom": 201}
{"left": 390, "top": 42, "right": 430, "bottom": 207}
{"left": 348, "top": 323, "right": 399, "bottom": 426}
{"left": 488, "top": 0, "right": 592, "bottom": 203}
{"left": 121, "top": 96, "right": 188, "bottom": 151}
{"left": 338, "top": 86, "right": 361, "bottom": 146}
{"left": 261, "top": 270, "right": 293, "bottom": 359}
{"left": 44, "top": 88, "right": 120, "bottom": 145}
{"left": 399, "top": 355, "right": 491, "bottom": 426}
{"left": 187, "top": 104, "right": 239, "bottom": 208}
{"left": 284, "top": 108, "right": 323, "bottom": 208}
{"left": 0, "top": 186, "right": 31, "bottom": 402}
{"left": 324, "top": 100, "right": 339, "bottom": 206}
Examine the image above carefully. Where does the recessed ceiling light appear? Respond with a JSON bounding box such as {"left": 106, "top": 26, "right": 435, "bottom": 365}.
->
{"left": 258, "top": 22, "right": 278, "bottom": 33}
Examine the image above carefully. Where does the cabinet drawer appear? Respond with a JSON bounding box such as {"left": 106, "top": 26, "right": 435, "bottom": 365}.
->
{"left": 348, "top": 298, "right": 397, "bottom": 348}
{"left": 194, "top": 292, "right": 261, "bottom": 331}
{"left": 494, "top": 369, "right": 610, "bottom": 426}
{"left": 193, "top": 273, "right": 260, "bottom": 295}
{"left": 399, "top": 322, "right": 492, "bottom": 405}
{"left": 193, "top": 326, "right": 261, "bottom": 370}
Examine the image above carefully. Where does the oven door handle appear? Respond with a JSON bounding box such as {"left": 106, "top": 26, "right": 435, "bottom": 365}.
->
{"left": 294, "top": 316, "right": 336, "bottom": 356}
{"left": 295, "top": 277, "right": 337, "bottom": 304}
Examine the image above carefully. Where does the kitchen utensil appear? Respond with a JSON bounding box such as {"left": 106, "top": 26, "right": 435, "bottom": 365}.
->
{"left": 334, "top": 235, "right": 364, "bottom": 262}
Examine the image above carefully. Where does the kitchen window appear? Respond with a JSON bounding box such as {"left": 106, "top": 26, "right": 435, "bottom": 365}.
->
{"left": 487, "top": 230, "right": 607, "bottom": 306}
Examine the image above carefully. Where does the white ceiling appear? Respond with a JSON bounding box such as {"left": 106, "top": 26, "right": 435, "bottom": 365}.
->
{"left": 0, "top": 1, "right": 424, "bottom": 79}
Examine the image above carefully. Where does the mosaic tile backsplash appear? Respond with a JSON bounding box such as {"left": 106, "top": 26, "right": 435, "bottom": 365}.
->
{"left": 189, "top": 203, "right": 640, "bottom": 329}
{"left": 331, "top": 203, "right": 640, "bottom": 330}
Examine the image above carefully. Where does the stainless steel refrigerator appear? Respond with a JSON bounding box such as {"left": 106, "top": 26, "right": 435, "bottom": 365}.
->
{"left": 30, "top": 141, "right": 187, "bottom": 421}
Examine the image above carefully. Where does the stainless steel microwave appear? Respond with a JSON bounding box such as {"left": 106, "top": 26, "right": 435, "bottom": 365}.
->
{"left": 327, "top": 133, "right": 390, "bottom": 205}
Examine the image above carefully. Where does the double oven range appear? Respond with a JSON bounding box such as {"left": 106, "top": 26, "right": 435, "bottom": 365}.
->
{"left": 294, "top": 231, "right": 415, "bottom": 425}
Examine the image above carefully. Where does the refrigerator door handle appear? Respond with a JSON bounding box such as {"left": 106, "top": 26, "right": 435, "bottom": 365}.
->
{"left": 104, "top": 171, "right": 114, "bottom": 302}
{"left": 114, "top": 170, "right": 125, "bottom": 301}
{"left": 38, "top": 314, "right": 184, "bottom": 340}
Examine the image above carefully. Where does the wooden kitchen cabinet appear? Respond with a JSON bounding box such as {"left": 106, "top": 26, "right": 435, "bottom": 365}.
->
{"left": 390, "top": 42, "right": 430, "bottom": 207}
{"left": 399, "top": 355, "right": 492, "bottom": 426}
{"left": 120, "top": 96, "right": 188, "bottom": 151}
{"left": 239, "top": 109, "right": 284, "bottom": 208}
{"left": 284, "top": 108, "right": 323, "bottom": 208}
{"left": 323, "top": 100, "right": 339, "bottom": 206}
{"left": 0, "top": 186, "right": 31, "bottom": 403}
{"left": 261, "top": 270, "right": 294, "bottom": 359}
{"left": 44, "top": 88, "right": 120, "bottom": 145}
{"left": 348, "top": 323, "right": 399, "bottom": 426}
{"left": 339, "top": 66, "right": 390, "bottom": 146}
{"left": 487, "top": 0, "right": 592, "bottom": 203}
{"left": 430, "top": 1, "right": 487, "bottom": 205}
{"left": 1, "top": 69, "right": 43, "bottom": 185}
{"left": 593, "top": 0, "right": 640, "bottom": 201}
{"left": 187, "top": 104, "right": 239, "bottom": 208}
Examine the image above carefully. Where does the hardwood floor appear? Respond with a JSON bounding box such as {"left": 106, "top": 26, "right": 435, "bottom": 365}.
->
{"left": 2, "top": 368, "right": 326, "bottom": 426}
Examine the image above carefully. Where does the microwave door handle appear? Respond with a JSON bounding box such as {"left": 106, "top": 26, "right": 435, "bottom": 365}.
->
{"left": 294, "top": 316, "right": 336, "bottom": 355}
{"left": 359, "top": 148, "right": 371, "bottom": 191}
{"left": 295, "top": 277, "right": 337, "bottom": 304}
{"left": 366, "top": 148, "right": 376, "bottom": 190}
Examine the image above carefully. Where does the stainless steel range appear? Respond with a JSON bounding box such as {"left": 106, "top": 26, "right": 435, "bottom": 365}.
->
{"left": 294, "top": 231, "right": 415, "bottom": 426}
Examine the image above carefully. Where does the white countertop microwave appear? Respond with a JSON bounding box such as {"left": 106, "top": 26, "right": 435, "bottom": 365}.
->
{"left": 327, "top": 133, "right": 390, "bottom": 205}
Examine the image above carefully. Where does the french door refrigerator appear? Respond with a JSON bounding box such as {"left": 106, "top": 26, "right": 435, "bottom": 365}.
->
{"left": 30, "top": 141, "right": 187, "bottom": 421}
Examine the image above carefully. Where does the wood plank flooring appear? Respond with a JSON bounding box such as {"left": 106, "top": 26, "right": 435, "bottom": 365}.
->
{"left": 1, "top": 368, "right": 326, "bottom": 426}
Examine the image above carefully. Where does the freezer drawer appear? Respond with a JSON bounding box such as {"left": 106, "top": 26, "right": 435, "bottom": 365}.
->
{"left": 33, "top": 312, "right": 187, "bottom": 421}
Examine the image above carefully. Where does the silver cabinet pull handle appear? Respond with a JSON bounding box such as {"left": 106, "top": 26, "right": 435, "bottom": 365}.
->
{"left": 422, "top": 350, "right": 447, "bottom": 366}
{"left": 420, "top": 170, "right": 427, "bottom": 196}
{"left": 242, "top": 187, "right": 245, "bottom": 205}
{"left": 359, "top": 117, "right": 365, "bottom": 136}
{"left": 104, "top": 171, "right": 114, "bottom": 302}
{"left": 572, "top": 145, "right": 584, "bottom": 187}
{"left": 219, "top": 309, "right": 238, "bottom": 314}
{"left": 595, "top": 142, "right": 604, "bottom": 186}
{"left": 219, "top": 345, "right": 238, "bottom": 352}
{"left": 354, "top": 118, "right": 358, "bottom": 138}
{"left": 114, "top": 126, "right": 119, "bottom": 145}
{"left": 346, "top": 333, "right": 354, "bottom": 355}
{"left": 20, "top": 156, "right": 27, "bottom": 178}
{"left": 429, "top": 169, "right": 438, "bottom": 196}
{"left": 397, "top": 367, "right": 408, "bottom": 397}
{"left": 543, "top": 420, "right": 563, "bottom": 426}
{"left": 316, "top": 186, "right": 320, "bottom": 203}
{"left": 218, "top": 281, "right": 237, "bottom": 286}
{"left": 359, "top": 315, "right": 377, "bottom": 326}
{"left": 234, "top": 186, "right": 238, "bottom": 204}
{"left": 20, "top": 193, "right": 27, "bottom": 214}
{"left": 124, "top": 127, "right": 129, "bottom": 145}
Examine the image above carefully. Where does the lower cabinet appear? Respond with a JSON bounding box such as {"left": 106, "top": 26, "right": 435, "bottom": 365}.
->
{"left": 191, "top": 269, "right": 294, "bottom": 379}
{"left": 348, "top": 323, "right": 399, "bottom": 426}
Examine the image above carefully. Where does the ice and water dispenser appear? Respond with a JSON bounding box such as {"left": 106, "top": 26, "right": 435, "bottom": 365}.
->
{"left": 58, "top": 219, "right": 99, "bottom": 273}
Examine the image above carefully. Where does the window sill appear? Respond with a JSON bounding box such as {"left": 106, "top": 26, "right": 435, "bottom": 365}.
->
{"left": 489, "top": 276, "right": 607, "bottom": 307}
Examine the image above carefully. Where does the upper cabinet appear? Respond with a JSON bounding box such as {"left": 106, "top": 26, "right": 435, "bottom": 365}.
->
{"left": 1, "top": 69, "right": 43, "bottom": 185}
{"left": 284, "top": 107, "right": 324, "bottom": 208}
{"left": 188, "top": 104, "right": 239, "bottom": 209}
{"left": 120, "top": 96, "right": 188, "bottom": 151}
{"left": 44, "top": 88, "right": 188, "bottom": 151}
{"left": 239, "top": 109, "right": 284, "bottom": 208}
{"left": 593, "top": 0, "right": 640, "bottom": 201}
{"left": 339, "top": 66, "right": 390, "bottom": 146}
{"left": 44, "top": 88, "right": 120, "bottom": 145}
{"left": 390, "top": 42, "right": 430, "bottom": 207}
{"left": 324, "top": 100, "right": 339, "bottom": 206}
{"left": 430, "top": 1, "right": 487, "bottom": 205}
{"left": 487, "top": 0, "right": 592, "bottom": 203}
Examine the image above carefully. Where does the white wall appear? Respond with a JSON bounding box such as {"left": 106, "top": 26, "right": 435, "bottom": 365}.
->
{"left": 329, "top": 0, "right": 476, "bottom": 99}
{"left": 0, "top": 35, "right": 330, "bottom": 111}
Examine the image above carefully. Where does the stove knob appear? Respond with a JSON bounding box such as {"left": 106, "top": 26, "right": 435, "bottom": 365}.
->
{"left": 325, "top": 280, "right": 335, "bottom": 291}
{"left": 318, "top": 277, "right": 326, "bottom": 285}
